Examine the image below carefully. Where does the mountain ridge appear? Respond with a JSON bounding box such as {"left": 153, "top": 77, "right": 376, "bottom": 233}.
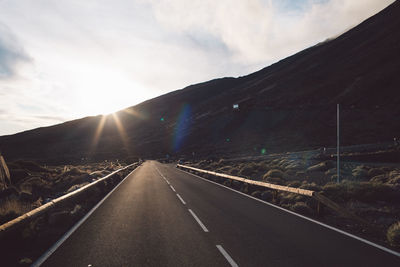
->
{"left": 1, "top": 1, "right": 400, "bottom": 163}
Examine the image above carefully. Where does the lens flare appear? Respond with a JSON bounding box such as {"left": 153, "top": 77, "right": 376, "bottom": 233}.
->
{"left": 173, "top": 104, "right": 191, "bottom": 152}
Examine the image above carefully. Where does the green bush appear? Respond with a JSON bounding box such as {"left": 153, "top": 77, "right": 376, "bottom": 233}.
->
{"left": 387, "top": 222, "right": 400, "bottom": 247}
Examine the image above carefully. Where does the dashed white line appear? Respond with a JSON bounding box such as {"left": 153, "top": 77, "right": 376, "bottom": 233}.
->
{"left": 176, "top": 194, "right": 186, "bottom": 205}
{"left": 188, "top": 209, "right": 209, "bottom": 232}
{"left": 216, "top": 245, "right": 238, "bottom": 267}
{"left": 176, "top": 167, "right": 400, "bottom": 258}
{"left": 170, "top": 185, "right": 176, "bottom": 192}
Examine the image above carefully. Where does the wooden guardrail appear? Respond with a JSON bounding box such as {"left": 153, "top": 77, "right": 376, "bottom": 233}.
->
{"left": 177, "top": 164, "right": 368, "bottom": 225}
{"left": 0, "top": 163, "right": 139, "bottom": 238}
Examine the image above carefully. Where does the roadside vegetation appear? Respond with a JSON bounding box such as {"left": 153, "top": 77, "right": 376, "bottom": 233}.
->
{"left": 185, "top": 154, "right": 400, "bottom": 250}
{"left": 0, "top": 160, "right": 126, "bottom": 224}
{"left": 0, "top": 158, "right": 136, "bottom": 266}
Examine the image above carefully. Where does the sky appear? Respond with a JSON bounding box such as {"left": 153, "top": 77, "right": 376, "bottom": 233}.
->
{"left": 0, "top": 0, "right": 395, "bottom": 136}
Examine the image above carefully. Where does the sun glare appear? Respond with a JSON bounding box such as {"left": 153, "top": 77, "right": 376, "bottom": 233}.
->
{"left": 75, "top": 67, "right": 147, "bottom": 116}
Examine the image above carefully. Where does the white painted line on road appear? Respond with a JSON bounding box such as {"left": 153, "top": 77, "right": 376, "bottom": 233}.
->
{"left": 216, "top": 245, "right": 238, "bottom": 267}
{"left": 155, "top": 166, "right": 171, "bottom": 185}
{"left": 188, "top": 209, "right": 209, "bottom": 232}
{"left": 176, "top": 168, "right": 400, "bottom": 258}
{"left": 176, "top": 194, "right": 186, "bottom": 205}
{"left": 170, "top": 185, "right": 176, "bottom": 192}
{"left": 32, "top": 166, "right": 141, "bottom": 267}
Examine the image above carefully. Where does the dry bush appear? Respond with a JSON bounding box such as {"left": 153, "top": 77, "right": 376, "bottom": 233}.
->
{"left": 368, "top": 168, "right": 385, "bottom": 178}
{"left": 263, "top": 169, "right": 284, "bottom": 179}
{"left": 291, "top": 202, "right": 313, "bottom": 216}
{"left": 322, "top": 181, "right": 400, "bottom": 203}
{"left": 0, "top": 199, "right": 33, "bottom": 224}
{"left": 10, "top": 160, "right": 48, "bottom": 173}
{"left": 299, "top": 182, "right": 321, "bottom": 192}
{"left": 287, "top": 180, "right": 302, "bottom": 188}
{"left": 387, "top": 222, "right": 400, "bottom": 247}
{"left": 238, "top": 164, "right": 257, "bottom": 177}
{"left": 264, "top": 177, "right": 286, "bottom": 185}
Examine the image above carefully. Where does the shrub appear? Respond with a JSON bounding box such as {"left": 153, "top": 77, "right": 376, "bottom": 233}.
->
{"left": 251, "top": 191, "right": 261, "bottom": 198}
{"left": 264, "top": 177, "right": 286, "bottom": 185}
{"left": 287, "top": 180, "right": 302, "bottom": 188}
{"left": 387, "top": 222, "right": 400, "bottom": 247}
{"left": 0, "top": 199, "right": 33, "bottom": 224}
{"left": 300, "top": 183, "right": 321, "bottom": 192}
{"left": 352, "top": 167, "right": 369, "bottom": 180}
{"left": 263, "top": 169, "right": 284, "bottom": 179}
{"left": 261, "top": 191, "right": 273, "bottom": 201}
{"left": 368, "top": 168, "right": 385, "bottom": 178}
{"left": 322, "top": 181, "right": 400, "bottom": 203}
{"left": 291, "top": 202, "right": 313, "bottom": 216}
{"left": 239, "top": 165, "right": 257, "bottom": 177}
{"left": 11, "top": 160, "right": 48, "bottom": 173}
{"left": 307, "top": 161, "right": 334, "bottom": 172}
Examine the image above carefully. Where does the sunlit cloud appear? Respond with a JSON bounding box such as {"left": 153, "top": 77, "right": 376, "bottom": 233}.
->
{"left": 0, "top": 0, "right": 394, "bottom": 135}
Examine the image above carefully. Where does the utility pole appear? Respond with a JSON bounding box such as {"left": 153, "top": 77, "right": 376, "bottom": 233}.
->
{"left": 337, "top": 104, "right": 340, "bottom": 183}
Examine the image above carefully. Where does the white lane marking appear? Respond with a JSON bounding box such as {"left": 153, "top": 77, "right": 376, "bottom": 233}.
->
{"left": 176, "top": 194, "right": 186, "bottom": 205}
{"left": 176, "top": 168, "right": 400, "bottom": 258}
{"left": 32, "top": 166, "right": 141, "bottom": 267}
{"left": 188, "top": 209, "right": 209, "bottom": 232}
{"left": 155, "top": 165, "right": 171, "bottom": 185}
{"left": 216, "top": 245, "right": 239, "bottom": 267}
{"left": 170, "top": 185, "right": 176, "bottom": 192}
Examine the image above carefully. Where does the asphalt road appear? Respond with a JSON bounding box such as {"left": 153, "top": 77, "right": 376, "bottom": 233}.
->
{"left": 40, "top": 161, "right": 400, "bottom": 266}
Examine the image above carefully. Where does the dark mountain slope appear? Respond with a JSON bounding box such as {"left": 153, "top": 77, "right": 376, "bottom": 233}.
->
{"left": 1, "top": 1, "right": 400, "bottom": 162}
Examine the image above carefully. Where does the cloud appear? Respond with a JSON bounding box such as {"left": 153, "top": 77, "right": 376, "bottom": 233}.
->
{"left": 147, "top": 0, "right": 395, "bottom": 65}
{"left": 0, "top": 0, "right": 395, "bottom": 136}
{"left": 0, "top": 22, "right": 31, "bottom": 79}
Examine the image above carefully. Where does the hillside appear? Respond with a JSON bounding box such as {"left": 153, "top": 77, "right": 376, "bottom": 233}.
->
{"left": 1, "top": 1, "right": 400, "bottom": 163}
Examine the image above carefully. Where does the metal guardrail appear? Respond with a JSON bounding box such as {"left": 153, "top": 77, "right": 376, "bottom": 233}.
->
{"left": 177, "top": 164, "right": 314, "bottom": 196}
{"left": 177, "top": 164, "right": 368, "bottom": 224}
{"left": 0, "top": 163, "right": 139, "bottom": 238}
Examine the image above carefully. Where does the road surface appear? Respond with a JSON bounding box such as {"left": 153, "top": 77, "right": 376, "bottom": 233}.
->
{"left": 40, "top": 161, "right": 400, "bottom": 266}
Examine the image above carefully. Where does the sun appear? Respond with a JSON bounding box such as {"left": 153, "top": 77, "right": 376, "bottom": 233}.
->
{"left": 75, "top": 67, "right": 146, "bottom": 116}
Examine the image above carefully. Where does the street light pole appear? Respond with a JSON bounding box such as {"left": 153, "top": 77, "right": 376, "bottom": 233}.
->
{"left": 337, "top": 104, "right": 340, "bottom": 183}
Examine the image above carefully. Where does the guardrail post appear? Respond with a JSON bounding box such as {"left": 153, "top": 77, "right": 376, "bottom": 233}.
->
{"left": 317, "top": 201, "right": 324, "bottom": 216}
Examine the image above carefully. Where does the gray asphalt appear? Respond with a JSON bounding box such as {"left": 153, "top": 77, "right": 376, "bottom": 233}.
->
{"left": 41, "top": 161, "right": 400, "bottom": 266}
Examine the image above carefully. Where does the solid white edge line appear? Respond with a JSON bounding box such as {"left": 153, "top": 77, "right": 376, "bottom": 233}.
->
{"left": 176, "top": 167, "right": 400, "bottom": 258}
{"left": 176, "top": 194, "right": 186, "bottom": 205}
{"left": 216, "top": 245, "right": 239, "bottom": 267}
{"left": 188, "top": 209, "right": 209, "bottom": 232}
{"left": 32, "top": 165, "right": 141, "bottom": 267}
{"left": 170, "top": 185, "right": 176, "bottom": 192}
